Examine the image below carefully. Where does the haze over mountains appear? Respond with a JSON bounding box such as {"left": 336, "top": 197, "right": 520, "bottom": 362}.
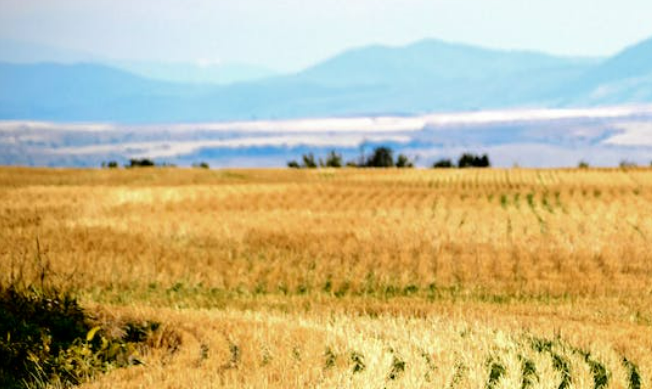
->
{"left": 0, "top": 39, "right": 278, "bottom": 86}
{"left": 111, "top": 61, "right": 277, "bottom": 85}
{"left": 2, "top": 36, "right": 652, "bottom": 123}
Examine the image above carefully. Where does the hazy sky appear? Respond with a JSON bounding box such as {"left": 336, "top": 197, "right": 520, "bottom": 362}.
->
{"left": 1, "top": 0, "right": 652, "bottom": 71}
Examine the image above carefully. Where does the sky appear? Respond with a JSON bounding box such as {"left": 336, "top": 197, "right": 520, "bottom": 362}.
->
{"left": 1, "top": 0, "right": 652, "bottom": 72}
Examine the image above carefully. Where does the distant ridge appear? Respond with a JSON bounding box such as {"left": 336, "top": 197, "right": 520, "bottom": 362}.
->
{"left": 582, "top": 36, "right": 652, "bottom": 86}
{"left": 562, "top": 36, "right": 652, "bottom": 105}
{"left": 294, "top": 39, "right": 593, "bottom": 86}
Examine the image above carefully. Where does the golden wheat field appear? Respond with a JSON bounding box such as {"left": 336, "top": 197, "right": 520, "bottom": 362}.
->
{"left": 1, "top": 166, "right": 651, "bottom": 388}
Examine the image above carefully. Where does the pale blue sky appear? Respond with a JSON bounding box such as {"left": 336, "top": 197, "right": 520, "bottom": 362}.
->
{"left": 1, "top": 0, "right": 652, "bottom": 71}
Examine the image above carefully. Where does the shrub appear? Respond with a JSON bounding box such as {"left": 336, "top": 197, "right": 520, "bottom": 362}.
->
{"left": 287, "top": 147, "right": 413, "bottom": 169}
{"left": 324, "top": 150, "right": 343, "bottom": 168}
{"left": 193, "top": 162, "right": 210, "bottom": 169}
{"left": 458, "top": 153, "right": 490, "bottom": 168}
{"left": 478, "top": 154, "right": 491, "bottom": 167}
{"left": 127, "top": 158, "right": 156, "bottom": 168}
{"left": 619, "top": 160, "right": 637, "bottom": 168}
{"left": 366, "top": 147, "right": 394, "bottom": 168}
{"left": 0, "top": 246, "right": 169, "bottom": 388}
{"left": 289, "top": 151, "right": 343, "bottom": 169}
{"left": 0, "top": 286, "right": 87, "bottom": 388}
{"left": 302, "top": 153, "right": 318, "bottom": 169}
{"left": 0, "top": 284, "right": 161, "bottom": 389}
{"left": 396, "top": 154, "right": 414, "bottom": 168}
{"left": 578, "top": 160, "right": 589, "bottom": 169}
{"left": 432, "top": 158, "right": 454, "bottom": 168}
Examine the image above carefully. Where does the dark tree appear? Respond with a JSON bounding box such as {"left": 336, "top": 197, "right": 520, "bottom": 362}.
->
{"left": 287, "top": 160, "right": 301, "bottom": 168}
{"left": 396, "top": 154, "right": 414, "bottom": 168}
{"left": 366, "top": 147, "right": 394, "bottom": 168}
{"left": 457, "top": 153, "right": 476, "bottom": 168}
{"left": 432, "top": 158, "right": 453, "bottom": 168}
{"left": 457, "top": 153, "right": 490, "bottom": 168}
{"left": 302, "top": 153, "right": 318, "bottom": 168}
{"left": 127, "top": 158, "right": 156, "bottom": 168}
{"left": 477, "top": 154, "right": 490, "bottom": 167}
{"left": 325, "top": 150, "right": 343, "bottom": 168}
{"left": 619, "top": 160, "right": 637, "bottom": 168}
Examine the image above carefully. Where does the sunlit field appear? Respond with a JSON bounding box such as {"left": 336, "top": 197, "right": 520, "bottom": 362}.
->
{"left": 1, "top": 167, "right": 651, "bottom": 388}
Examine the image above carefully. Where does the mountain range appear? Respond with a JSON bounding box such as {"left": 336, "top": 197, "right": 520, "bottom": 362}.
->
{"left": 2, "top": 37, "right": 652, "bottom": 123}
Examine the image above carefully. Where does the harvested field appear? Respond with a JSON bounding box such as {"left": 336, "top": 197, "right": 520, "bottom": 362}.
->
{"left": 1, "top": 167, "right": 651, "bottom": 388}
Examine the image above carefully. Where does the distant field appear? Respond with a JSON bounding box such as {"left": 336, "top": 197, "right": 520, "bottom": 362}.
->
{"left": 4, "top": 106, "right": 652, "bottom": 168}
{"left": 1, "top": 167, "right": 651, "bottom": 388}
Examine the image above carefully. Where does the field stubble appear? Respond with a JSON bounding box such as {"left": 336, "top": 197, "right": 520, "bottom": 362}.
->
{"left": 1, "top": 167, "right": 651, "bottom": 388}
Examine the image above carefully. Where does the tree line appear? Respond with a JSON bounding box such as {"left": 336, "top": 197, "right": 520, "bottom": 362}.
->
{"left": 101, "top": 159, "right": 210, "bottom": 169}
{"left": 288, "top": 147, "right": 414, "bottom": 169}
{"left": 288, "top": 147, "right": 491, "bottom": 169}
{"left": 432, "top": 153, "right": 490, "bottom": 168}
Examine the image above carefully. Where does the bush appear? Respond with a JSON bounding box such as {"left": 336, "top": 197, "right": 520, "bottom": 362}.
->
{"left": 289, "top": 152, "right": 341, "bottom": 169}
{"left": 324, "top": 150, "right": 343, "bottom": 168}
{"left": 0, "top": 284, "right": 162, "bottom": 389}
{"left": 192, "top": 162, "right": 210, "bottom": 169}
{"left": 458, "top": 153, "right": 490, "bottom": 168}
{"left": 101, "top": 161, "right": 119, "bottom": 169}
{"left": 126, "top": 158, "right": 156, "bottom": 168}
{"left": 0, "top": 286, "right": 88, "bottom": 388}
{"left": 432, "top": 158, "right": 454, "bottom": 168}
{"left": 578, "top": 161, "right": 589, "bottom": 169}
{"left": 432, "top": 154, "right": 491, "bottom": 169}
{"left": 302, "top": 153, "right": 318, "bottom": 169}
{"left": 0, "top": 246, "right": 170, "bottom": 389}
{"left": 366, "top": 147, "right": 394, "bottom": 168}
{"left": 287, "top": 147, "right": 413, "bottom": 169}
{"left": 396, "top": 154, "right": 414, "bottom": 168}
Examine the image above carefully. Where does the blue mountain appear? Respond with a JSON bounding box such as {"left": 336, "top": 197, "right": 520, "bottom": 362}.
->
{"left": 581, "top": 37, "right": 652, "bottom": 85}
{"left": 281, "top": 39, "right": 596, "bottom": 114}
{"left": 295, "top": 39, "right": 593, "bottom": 86}
{"left": 0, "top": 62, "right": 214, "bottom": 121}
{"left": 2, "top": 37, "right": 652, "bottom": 122}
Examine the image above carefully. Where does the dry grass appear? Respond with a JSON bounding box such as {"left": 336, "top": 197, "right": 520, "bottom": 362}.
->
{"left": 1, "top": 167, "right": 651, "bottom": 388}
